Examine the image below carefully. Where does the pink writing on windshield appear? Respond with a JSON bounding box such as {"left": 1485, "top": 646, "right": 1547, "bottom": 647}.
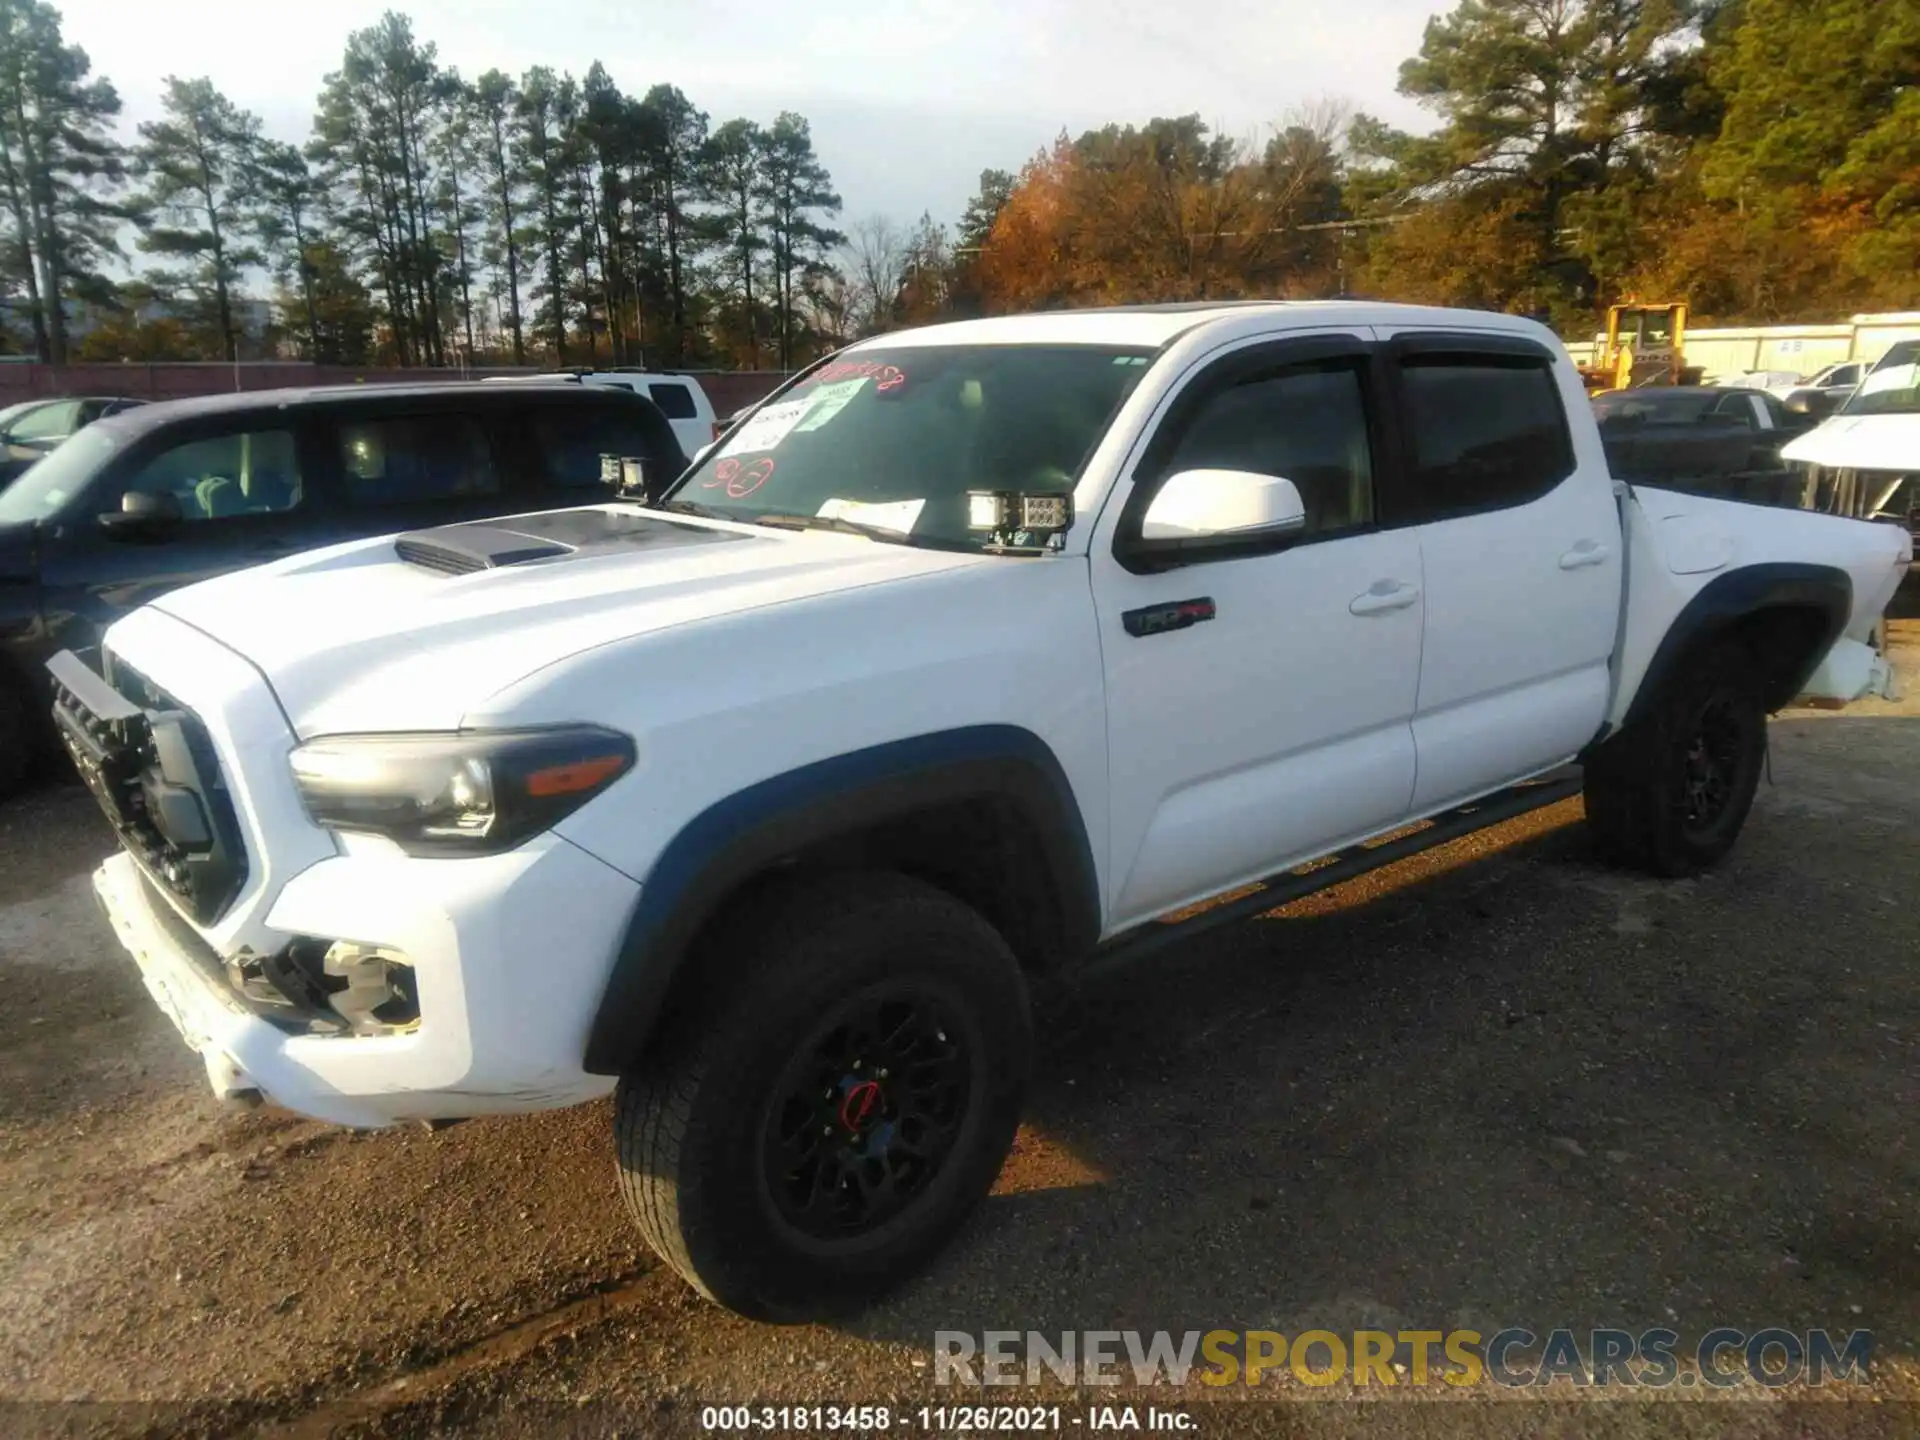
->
{"left": 805, "top": 359, "right": 905, "bottom": 391}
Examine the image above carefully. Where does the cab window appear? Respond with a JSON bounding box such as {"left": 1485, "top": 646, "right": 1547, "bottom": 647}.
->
{"left": 122, "top": 429, "right": 304, "bottom": 520}
{"left": 1160, "top": 361, "right": 1376, "bottom": 537}
{"left": 526, "top": 405, "right": 672, "bottom": 491}
{"left": 1394, "top": 355, "right": 1575, "bottom": 522}
{"left": 338, "top": 413, "right": 500, "bottom": 508}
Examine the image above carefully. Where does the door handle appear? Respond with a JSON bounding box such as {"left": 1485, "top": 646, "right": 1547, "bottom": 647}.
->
{"left": 1349, "top": 580, "right": 1420, "bottom": 616}
{"left": 1558, "top": 540, "right": 1610, "bottom": 570}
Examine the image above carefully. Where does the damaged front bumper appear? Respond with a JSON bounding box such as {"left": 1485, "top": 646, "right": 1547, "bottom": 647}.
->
{"left": 91, "top": 828, "right": 639, "bottom": 1128}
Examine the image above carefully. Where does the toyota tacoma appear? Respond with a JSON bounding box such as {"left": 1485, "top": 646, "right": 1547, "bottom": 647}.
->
{"left": 51, "top": 302, "right": 1909, "bottom": 1319}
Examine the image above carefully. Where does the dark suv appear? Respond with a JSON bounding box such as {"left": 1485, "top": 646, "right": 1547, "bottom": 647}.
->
{"left": 0, "top": 381, "right": 686, "bottom": 796}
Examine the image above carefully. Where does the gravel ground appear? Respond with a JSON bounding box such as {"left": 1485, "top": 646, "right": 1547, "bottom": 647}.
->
{"left": 2, "top": 621, "right": 1917, "bottom": 1440}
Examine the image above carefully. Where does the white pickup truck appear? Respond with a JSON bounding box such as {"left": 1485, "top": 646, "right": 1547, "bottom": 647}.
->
{"left": 49, "top": 302, "right": 1909, "bottom": 1320}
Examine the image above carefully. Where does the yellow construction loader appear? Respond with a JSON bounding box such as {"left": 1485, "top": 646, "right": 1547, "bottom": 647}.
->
{"left": 1579, "top": 302, "right": 1702, "bottom": 393}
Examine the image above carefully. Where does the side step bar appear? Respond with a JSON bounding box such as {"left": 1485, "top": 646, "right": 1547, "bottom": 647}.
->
{"left": 1084, "top": 769, "right": 1585, "bottom": 977}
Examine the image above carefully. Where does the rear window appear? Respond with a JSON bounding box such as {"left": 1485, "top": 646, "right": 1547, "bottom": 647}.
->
{"left": 338, "top": 414, "right": 500, "bottom": 508}
{"left": 1398, "top": 357, "right": 1575, "bottom": 521}
{"left": 648, "top": 382, "right": 698, "bottom": 419}
{"left": 527, "top": 405, "right": 676, "bottom": 491}
{"left": 1593, "top": 390, "right": 1717, "bottom": 424}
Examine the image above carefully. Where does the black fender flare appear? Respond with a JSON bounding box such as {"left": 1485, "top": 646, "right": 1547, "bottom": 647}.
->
{"left": 582, "top": 724, "right": 1101, "bottom": 1075}
{"left": 1618, "top": 561, "right": 1852, "bottom": 732}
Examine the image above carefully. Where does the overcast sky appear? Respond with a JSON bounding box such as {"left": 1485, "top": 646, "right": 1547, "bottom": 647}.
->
{"left": 56, "top": 0, "right": 1442, "bottom": 232}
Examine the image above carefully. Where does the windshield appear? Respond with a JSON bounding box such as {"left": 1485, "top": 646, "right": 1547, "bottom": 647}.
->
{"left": 1840, "top": 361, "right": 1920, "bottom": 417}
{"left": 1592, "top": 390, "right": 1717, "bottom": 423}
{"left": 0, "top": 426, "right": 119, "bottom": 523}
{"left": 663, "top": 344, "right": 1155, "bottom": 546}
{"left": 0, "top": 399, "right": 42, "bottom": 430}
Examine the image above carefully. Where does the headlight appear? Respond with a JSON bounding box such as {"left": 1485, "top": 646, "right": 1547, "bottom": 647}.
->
{"left": 290, "top": 726, "right": 635, "bottom": 855}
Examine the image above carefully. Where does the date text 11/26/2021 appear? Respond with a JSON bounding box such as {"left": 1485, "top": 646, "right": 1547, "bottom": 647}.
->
{"left": 700, "top": 1405, "right": 1196, "bottom": 1431}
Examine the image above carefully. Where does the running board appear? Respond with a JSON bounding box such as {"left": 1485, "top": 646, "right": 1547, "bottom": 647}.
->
{"left": 1085, "top": 769, "right": 1584, "bottom": 976}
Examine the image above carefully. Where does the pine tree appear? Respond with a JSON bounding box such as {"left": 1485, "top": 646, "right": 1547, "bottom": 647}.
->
{"left": 0, "top": 0, "right": 125, "bottom": 362}
{"left": 247, "top": 139, "right": 321, "bottom": 357}
{"left": 756, "top": 111, "right": 841, "bottom": 369}
{"left": 133, "top": 76, "right": 261, "bottom": 361}
{"left": 469, "top": 69, "right": 526, "bottom": 363}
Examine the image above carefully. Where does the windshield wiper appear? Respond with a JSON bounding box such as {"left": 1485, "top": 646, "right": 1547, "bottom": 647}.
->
{"left": 750, "top": 513, "right": 981, "bottom": 552}
{"left": 652, "top": 497, "right": 735, "bottom": 520}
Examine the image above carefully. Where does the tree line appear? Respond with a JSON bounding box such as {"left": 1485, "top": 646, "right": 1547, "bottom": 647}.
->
{"left": 944, "top": 0, "right": 1920, "bottom": 331}
{"left": 4, "top": 0, "right": 1913, "bottom": 369}
{"left": 0, "top": 1, "right": 845, "bottom": 368}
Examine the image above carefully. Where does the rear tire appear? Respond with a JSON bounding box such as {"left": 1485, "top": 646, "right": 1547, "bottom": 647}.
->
{"left": 1583, "top": 639, "right": 1768, "bottom": 877}
{"left": 615, "top": 871, "right": 1031, "bottom": 1320}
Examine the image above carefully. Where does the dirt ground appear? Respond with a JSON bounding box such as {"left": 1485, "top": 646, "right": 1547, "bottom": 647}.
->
{"left": 3, "top": 623, "right": 1918, "bottom": 1440}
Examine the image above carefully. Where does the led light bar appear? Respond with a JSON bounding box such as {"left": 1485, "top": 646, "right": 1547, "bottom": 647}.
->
{"left": 965, "top": 491, "right": 1073, "bottom": 533}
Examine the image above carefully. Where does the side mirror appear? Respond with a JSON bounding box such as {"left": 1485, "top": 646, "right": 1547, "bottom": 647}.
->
{"left": 99, "top": 489, "right": 183, "bottom": 539}
{"left": 1136, "top": 469, "right": 1307, "bottom": 551}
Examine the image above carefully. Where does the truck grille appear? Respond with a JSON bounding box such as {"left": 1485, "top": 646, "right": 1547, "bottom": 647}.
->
{"left": 49, "top": 647, "right": 249, "bottom": 926}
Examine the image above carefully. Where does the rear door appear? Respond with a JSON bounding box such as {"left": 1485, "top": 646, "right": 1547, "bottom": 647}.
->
{"left": 1373, "top": 330, "right": 1619, "bottom": 812}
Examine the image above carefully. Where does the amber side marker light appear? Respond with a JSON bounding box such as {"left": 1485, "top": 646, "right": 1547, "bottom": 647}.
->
{"left": 526, "top": 753, "right": 630, "bottom": 798}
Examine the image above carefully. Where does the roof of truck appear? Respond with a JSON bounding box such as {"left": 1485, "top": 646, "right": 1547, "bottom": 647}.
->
{"left": 82, "top": 380, "right": 659, "bottom": 437}
{"left": 854, "top": 300, "right": 1559, "bottom": 351}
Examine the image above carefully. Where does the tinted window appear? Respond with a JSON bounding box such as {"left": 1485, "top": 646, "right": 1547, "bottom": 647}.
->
{"left": 10, "top": 399, "right": 79, "bottom": 442}
{"left": 1708, "top": 393, "right": 1758, "bottom": 427}
{"left": 1399, "top": 358, "right": 1574, "bottom": 520}
{"left": 123, "top": 429, "right": 304, "bottom": 520}
{"left": 527, "top": 405, "right": 669, "bottom": 491}
{"left": 1162, "top": 362, "right": 1374, "bottom": 536}
{"left": 648, "top": 382, "right": 697, "bottom": 419}
{"left": 338, "top": 413, "right": 499, "bottom": 507}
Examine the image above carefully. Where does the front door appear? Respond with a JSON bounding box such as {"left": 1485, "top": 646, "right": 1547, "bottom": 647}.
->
{"left": 1091, "top": 334, "right": 1425, "bottom": 929}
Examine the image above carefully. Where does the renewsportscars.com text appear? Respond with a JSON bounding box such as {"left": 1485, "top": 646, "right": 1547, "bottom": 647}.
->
{"left": 934, "top": 1328, "right": 1873, "bottom": 1389}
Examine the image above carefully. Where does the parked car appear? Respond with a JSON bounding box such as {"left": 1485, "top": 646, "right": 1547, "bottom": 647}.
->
{"left": 483, "top": 369, "right": 719, "bottom": 456}
{"left": 1713, "top": 368, "right": 1803, "bottom": 393}
{"left": 1592, "top": 384, "right": 1816, "bottom": 493}
{"left": 0, "top": 380, "right": 687, "bottom": 795}
{"left": 0, "top": 395, "right": 147, "bottom": 489}
{"left": 51, "top": 301, "right": 1909, "bottom": 1320}
{"left": 1779, "top": 359, "right": 1868, "bottom": 420}
{"left": 1781, "top": 340, "right": 1920, "bottom": 539}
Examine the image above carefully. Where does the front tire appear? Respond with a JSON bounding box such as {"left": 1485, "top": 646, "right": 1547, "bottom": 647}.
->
{"left": 615, "top": 872, "right": 1032, "bottom": 1320}
{"left": 1583, "top": 639, "right": 1768, "bottom": 877}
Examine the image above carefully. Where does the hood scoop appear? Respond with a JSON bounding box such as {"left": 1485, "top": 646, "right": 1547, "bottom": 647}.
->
{"left": 394, "top": 507, "right": 758, "bottom": 576}
{"left": 396, "top": 526, "right": 569, "bottom": 575}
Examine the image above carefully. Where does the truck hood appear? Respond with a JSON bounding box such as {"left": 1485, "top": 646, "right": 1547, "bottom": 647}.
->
{"left": 1780, "top": 413, "right": 1920, "bottom": 471}
{"left": 148, "top": 506, "right": 989, "bottom": 735}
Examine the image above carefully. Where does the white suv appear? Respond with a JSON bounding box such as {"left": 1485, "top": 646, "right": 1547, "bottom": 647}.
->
{"left": 486, "top": 370, "right": 719, "bottom": 457}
